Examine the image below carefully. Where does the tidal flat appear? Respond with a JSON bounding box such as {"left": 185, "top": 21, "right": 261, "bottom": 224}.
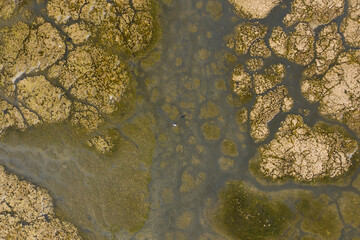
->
{"left": 0, "top": 0, "right": 359, "bottom": 239}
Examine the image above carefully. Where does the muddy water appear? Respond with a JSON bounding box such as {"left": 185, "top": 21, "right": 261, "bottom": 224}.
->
{"left": 1, "top": 0, "right": 360, "bottom": 239}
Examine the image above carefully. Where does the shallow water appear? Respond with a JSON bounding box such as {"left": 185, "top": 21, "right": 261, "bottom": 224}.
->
{"left": 1, "top": 0, "right": 360, "bottom": 239}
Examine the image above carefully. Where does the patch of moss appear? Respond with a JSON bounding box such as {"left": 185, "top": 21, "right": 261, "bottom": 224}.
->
{"left": 212, "top": 181, "right": 294, "bottom": 240}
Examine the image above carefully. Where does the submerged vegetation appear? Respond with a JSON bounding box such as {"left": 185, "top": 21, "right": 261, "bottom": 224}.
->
{"left": 211, "top": 181, "right": 294, "bottom": 240}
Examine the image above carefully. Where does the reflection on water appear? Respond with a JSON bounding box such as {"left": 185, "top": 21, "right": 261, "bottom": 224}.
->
{"left": 0, "top": 0, "right": 360, "bottom": 239}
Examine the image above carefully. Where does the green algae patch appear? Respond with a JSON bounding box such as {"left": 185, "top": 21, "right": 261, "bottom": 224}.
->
{"left": 221, "top": 140, "right": 238, "bottom": 157}
{"left": 201, "top": 122, "right": 221, "bottom": 141}
{"left": 206, "top": 1, "right": 223, "bottom": 21}
{"left": 301, "top": 236, "right": 322, "bottom": 240}
{"left": 200, "top": 101, "right": 220, "bottom": 119}
{"left": 70, "top": 113, "right": 155, "bottom": 235}
{"left": 338, "top": 191, "right": 360, "bottom": 230}
{"left": 352, "top": 174, "right": 360, "bottom": 191}
{"left": 218, "top": 157, "right": 234, "bottom": 171}
{"left": 121, "top": 113, "right": 156, "bottom": 167}
{"left": 296, "top": 192, "right": 343, "bottom": 240}
{"left": 86, "top": 128, "right": 121, "bottom": 154}
{"left": 3, "top": 112, "right": 157, "bottom": 236}
{"left": 140, "top": 50, "right": 162, "bottom": 69}
{"left": 210, "top": 181, "right": 294, "bottom": 240}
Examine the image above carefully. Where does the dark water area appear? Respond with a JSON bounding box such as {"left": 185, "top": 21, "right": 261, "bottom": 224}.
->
{"left": 0, "top": 0, "right": 360, "bottom": 239}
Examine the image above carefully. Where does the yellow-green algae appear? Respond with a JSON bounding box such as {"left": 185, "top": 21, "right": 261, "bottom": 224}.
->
{"left": 210, "top": 182, "right": 349, "bottom": 240}
{"left": 210, "top": 181, "right": 294, "bottom": 240}
{"left": 221, "top": 139, "right": 238, "bottom": 157}
{"left": 296, "top": 192, "right": 343, "bottom": 240}
{"left": 304, "top": 23, "right": 344, "bottom": 77}
{"left": 245, "top": 58, "right": 264, "bottom": 72}
{"left": 338, "top": 191, "right": 360, "bottom": 230}
{"left": 0, "top": 107, "right": 156, "bottom": 237}
{"left": 341, "top": 0, "right": 360, "bottom": 47}
{"left": 200, "top": 101, "right": 220, "bottom": 119}
{"left": 226, "top": 22, "right": 267, "bottom": 56}
{"left": 201, "top": 122, "right": 221, "bottom": 141}
{"left": 235, "top": 107, "right": 248, "bottom": 125}
{"left": 230, "top": 64, "right": 253, "bottom": 103}
{"left": 86, "top": 128, "right": 121, "bottom": 154}
{"left": 252, "top": 64, "right": 286, "bottom": 94}
{"left": 205, "top": 1, "right": 223, "bottom": 21}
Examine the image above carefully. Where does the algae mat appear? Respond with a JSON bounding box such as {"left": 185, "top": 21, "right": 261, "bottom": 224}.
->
{"left": 0, "top": 0, "right": 360, "bottom": 239}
